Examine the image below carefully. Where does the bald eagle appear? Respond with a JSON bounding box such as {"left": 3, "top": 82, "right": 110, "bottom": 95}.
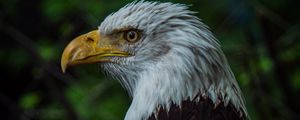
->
{"left": 61, "top": 1, "right": 248, "bottom": 120}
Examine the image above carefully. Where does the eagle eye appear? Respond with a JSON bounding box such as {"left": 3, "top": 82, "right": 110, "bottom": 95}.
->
{"left": 124, "top": 30, "right": 140, "bottom": 42}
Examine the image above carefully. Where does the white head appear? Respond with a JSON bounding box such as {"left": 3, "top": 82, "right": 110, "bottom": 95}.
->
{"left": 99, "top": 1, "right": 247, "bottom": 119}
{"left": 61, "top": 1, "right": 247, "bottom": 120}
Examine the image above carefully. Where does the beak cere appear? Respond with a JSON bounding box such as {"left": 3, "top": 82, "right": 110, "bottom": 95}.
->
{"left": 61, "top": 30, "right": 130, "bottom": 73}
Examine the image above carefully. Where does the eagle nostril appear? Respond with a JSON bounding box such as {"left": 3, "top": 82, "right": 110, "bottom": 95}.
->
{"left": 86, "top": 37, "right": 95, "bottom": 43}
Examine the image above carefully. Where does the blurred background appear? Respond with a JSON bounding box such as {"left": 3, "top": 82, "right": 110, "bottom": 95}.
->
{"left": 0, "top": 0, "right": 299, "bottom": 119}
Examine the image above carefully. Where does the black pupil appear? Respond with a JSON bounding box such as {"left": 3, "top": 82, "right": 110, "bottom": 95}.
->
{"left": 128, "top": 31, "right": 136, "bottom": 40}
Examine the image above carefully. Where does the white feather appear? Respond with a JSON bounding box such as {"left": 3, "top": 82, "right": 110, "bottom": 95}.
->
{"left": 99, "top": 1, "right": 248, "bottom": 120}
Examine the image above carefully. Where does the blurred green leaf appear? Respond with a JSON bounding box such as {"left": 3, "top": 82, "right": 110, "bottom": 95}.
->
{"left": 65, "top": 79, "right": 128, "bottom": 120}
{"left": 238, "top": 72, "right": 250, "bottom": 86}
{"left": 259, "top": 56, "right": 273, "bottom": 72}
{"left": 41, "top": 0, "right": 73, "bottom": 22}
{"left": 37, "top": 40, "right": 56, "bottom": 60}
{"left": 280, "top": 43, "right": 300, "bottom": 62}
{"left": 20, "top": 92, "right": 40, "bottom": 109}
{"left": 291, "top": 70, "right": 300, "bottom": 90}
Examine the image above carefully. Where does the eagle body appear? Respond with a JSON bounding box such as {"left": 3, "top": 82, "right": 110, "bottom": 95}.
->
{"left": 61, "top": 1, "right": 248, "bottom": 120}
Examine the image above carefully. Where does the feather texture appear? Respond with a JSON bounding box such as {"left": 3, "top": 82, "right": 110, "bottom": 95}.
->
{"left": 99, "top": 1, "right": 248, "bottom": 120}
{"left": 148, "top": 96, "right": 246, "bottom": 120}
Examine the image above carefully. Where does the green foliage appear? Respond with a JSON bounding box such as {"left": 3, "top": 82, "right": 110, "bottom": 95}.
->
{"left": 259, "top": 56, "right": 273, "bottom": 72}
{"left": 238, "top": 72, "right": 251, "bottom": 86}
{"left": 38, "top": 40, "right": 56, "bottom": 60}
{"left": 64, "top": 75, "right": 129, "bottom": 119}
{"left": 20, "top": 93, "right": 40, "bottom": 109}
{"left": 41, "top": 0, "right": 75, "bottom": 22}
{"left": 291, "top": 70, "right": 300, "bottom": 90}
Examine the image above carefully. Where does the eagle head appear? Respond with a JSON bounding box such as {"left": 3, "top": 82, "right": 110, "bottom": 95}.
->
{"left": 61, "top": 1, "right": 248, "bottom": 120}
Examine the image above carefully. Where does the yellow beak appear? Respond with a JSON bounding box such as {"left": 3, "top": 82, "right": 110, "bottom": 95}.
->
{"left": 61, "top": 30, "right": 130, "bottom": 73}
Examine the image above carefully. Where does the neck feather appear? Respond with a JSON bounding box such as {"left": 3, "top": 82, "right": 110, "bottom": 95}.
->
{"left": 124, "top": 47, "right": 247, "bottom": 120}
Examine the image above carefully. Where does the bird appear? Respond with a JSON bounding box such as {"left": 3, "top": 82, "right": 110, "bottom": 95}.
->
{"left": 61, "top": 1, "right": 248, "bottom": 120}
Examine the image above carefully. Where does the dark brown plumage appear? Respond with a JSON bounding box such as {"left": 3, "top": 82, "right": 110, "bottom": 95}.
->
{"left": 148, "top": 96, "right": 246, "bottom": 120}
